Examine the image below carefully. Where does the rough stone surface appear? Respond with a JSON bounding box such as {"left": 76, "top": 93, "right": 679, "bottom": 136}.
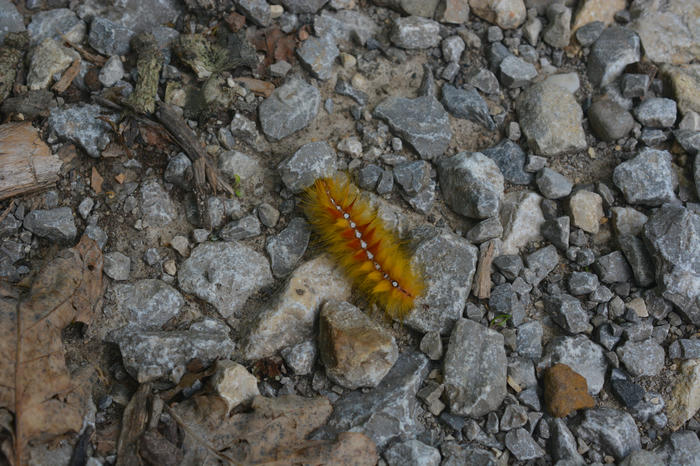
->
{"left": 443, "top": 319, "right": 506, "bottom": 417}
{"left": 437, "top": 151, "right": 504, "bottom": 219}
{"left": 313, "top": 10, "right": 378, "bottom": 46}
{"left": 588, "top": 99, "right": 635, "bottom": 141}
{"left": 314, "top": 350, "right": 429, "bottom": 448}
{"left": 209, "top": 360, "right": 260, "bottom": 412}
{"left": 103, "top": 251, "right": 131, "bottom": 281}
{"left": 258, "top": 78, "right": 320, "bottom": 140}
{"left": 178, "top": 242, "right": 273, "bottom": 318}
{"left": 27, "top": 39, "right": 76, "bottom": 91}
{"left": 48, "top": 104, "right": 114, "bottom": 158}
{"left": 569, "top": 190, "right": 604, "bottom": 234}
{"left": 374, "top": 94, "right": 451, "bottom": 160}
{"left": 235, "top": 0, "right": 271, "bottom": 27}
{"left": 536, "top": 168, "right": 572, "bottom": 199}
{"left": 481, "top": 139, "right": 532, "bottom": 185}
{"left": 404, "top": 231, "right": 477, "bottom": 333}
{"left": 612, "top": 207, "right": 648, "bottom": 237}
{"left": 543, "top": 3, "right": 571, "bottom": 48}
{"left": 540, "top": 335, "right": 607, "bottom": 395}
{"left": 595, "top": 251, "right": 633, "bottom": 284}
{"left": 663, "top": 64, "right": 700, "bottom": 116}
{"left": 500, "top": 191, "right": 545, "bottom": 254}
{"left": 505, "top": 428, "right": 545, "bottom": 460}
{"left": 88, "top": 16, "right": 134, "bottom": 56}
{"left": 297, "top": 34, "right": 339, "bottom": 80}
{"left": 470, "top": 0, "right": 527, "bottom": 29}
{"left": 243, "top": 255, "right": 351, "bottom": 360}
{"left": 23, "top": 207, "right": 77, "bottom": 242}
{"left": 667, "top": 359, "right": 700, "bottom": 431}
{"left": 220, "top": 215, "right": 261, "bottom": 241}
{"left": 140, "top": 180, "right": 177, "bottom": 227}
{"left": 499, "top": 55, "right": 538, "bottom": 88}
{"left": 577, "top": 408, "right": 641, "bottom": 460}
{"left": 634, "top": 97, "right": 677, "bottom": 128}
{"left": 280, "top": 340, "right": 316, "bottom": 375}
{"left": 517, "top": 81, "right": 587, "bottom": 156}
{"left": 613, "top": 149, "right": 676, "bottom": 206}
{"left": 265, "top": 217, "right": 310, "bottom": 277}
{"left": 107, "top": 279, "right": 184, "bottom": 330}
{"left": 544, "top": 363, "right": 595, "bottom": 417}
{"left": 390, "top": 16, "right": 440, "bottom": 49}
{"left": 543, "top": 294, "right": 589, "bottom": 334}
{"left": 617, "top": 339, "right": 665, "bottom": 377}
{"left": 98, "top": 55, "right": 125, "bottom": 87}
{"left": 383, "top": 439, "right": 440, "bottom": 466}
{"left": 441, "top": 84, "right": 495, "bottom": 130}
{"left": 319, "top": 300, "right": 398, "bottom": 389}
{"left": 587, "top": 26, "right": 641, "bottom": 87}
{"left": 0, "top": 0, "right": 24, "bottom": 42}
{"left": 278, "top": 141, "right": 337, "bottom": 193}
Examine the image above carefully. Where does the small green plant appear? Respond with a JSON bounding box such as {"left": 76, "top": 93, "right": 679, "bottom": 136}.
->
{"left": 490, "top": 313, "right": 511, "bottom": 328}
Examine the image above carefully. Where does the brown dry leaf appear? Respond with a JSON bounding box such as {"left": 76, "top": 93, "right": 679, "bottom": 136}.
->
{"left": 138, "top": 124, "right": 172, "bottom": 152}
{"left": 0, "top": 235, "right": 103, "bottom": 465}
{"left": 91, "top": 167, "right": 104, "bottom": 194}
{"left": 251, "top": 26, "right": 297, "bottom": 68}
{"left": 114, "top": 173, "right": 126, "bottom": 184}
{"left": 171, "top": 394, "right": 378, "bottom": 465}
{"left": 232, "top": 77, "right": 275, "bottom": 98}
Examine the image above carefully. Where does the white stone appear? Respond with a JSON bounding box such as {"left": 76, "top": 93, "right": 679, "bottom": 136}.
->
{"left": 210, "top": 360, "right": 260, "bottom": 413}
{"left": 500, "top": 191, "right": 545, "bottom": 254}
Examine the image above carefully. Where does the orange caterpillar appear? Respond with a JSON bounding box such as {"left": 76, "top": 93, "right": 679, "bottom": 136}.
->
{"left": 302, "top": 174, "right": 424, "bottom": 320}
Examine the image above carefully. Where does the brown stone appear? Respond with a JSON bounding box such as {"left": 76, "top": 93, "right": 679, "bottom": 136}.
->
{"left": 572, "top": 0, "right": 625, "bottom": 32}
{"left": 544, "top": 363, "right": 595, "bottom": 417}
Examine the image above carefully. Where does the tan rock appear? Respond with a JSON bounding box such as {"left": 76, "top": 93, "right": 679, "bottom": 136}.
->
{"left": 572, "top": 0, "right": 625, "bottom": 32}
{"left": 570, "top": 190, "right": 604, "bottom": 234}
{"left": 544, "top": 363, "right": 596, "bottom": 417}
{"left": 662, "top": 64, "right": 700, "bottom": 116}
{"left": 667, "top": 359, "right": 700, "bottom": 431}
{"left": 319, "top": 300, "right": 398, "bottom": 389}
{"left": 469, "top": 0, "right": 526, "bottom": 29}
{"left": 209, "top": 360, "right": 260, "bottom": 413}
{"left": 243, "top": 255, "right": 352, "bottom": 360}
{"left": 436, "top": 0, "right": 470, "bottom": 24}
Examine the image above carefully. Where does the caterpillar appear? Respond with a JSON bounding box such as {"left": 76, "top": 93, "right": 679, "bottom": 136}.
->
{"left": 302, "top": 173, "right": 424, "bottom": 320}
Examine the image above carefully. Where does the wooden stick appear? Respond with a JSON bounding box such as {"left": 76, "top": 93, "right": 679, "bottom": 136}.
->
{"left": 473, "top": 240, "right": 496, "bottom": 300}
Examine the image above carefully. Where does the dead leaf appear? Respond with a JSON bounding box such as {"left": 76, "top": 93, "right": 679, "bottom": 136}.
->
{"left": 116, "top": 384, "right": 151, "bottom": 466}
{"left": 251, "top": 26, "right": 298, "bottom": 69}
{"left": 114, "top": 173, "right": 126, "bottom": 184}
{"left": 91, "top": 167, "right": 104, "bottom": 194}
{"left": 224, "top": 11, "right": 246, "bottom": 32}
{"left": 138, "top": 124, "right": 172, "bottom": 151}
{"left": 0, "top": 235, "right": 103, "bottom": 465}
{"left": 170, "top": 394, "right": 377, "bottom": 464}
{"left": 100, "top": 142, "right": 127, "bottom": 159}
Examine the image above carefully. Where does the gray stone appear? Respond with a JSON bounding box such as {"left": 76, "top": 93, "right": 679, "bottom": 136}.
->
{"left": 88, "top": 16, "right": 134, "bottom": 56}
{"left": 540, "top": 335, "right": 607, "bottom": 394}
{"left": 481, "top": 139, "right": 532, "bottom": 185}
{"left": 595, "top": 251, "right": 633, "bottom": 284}
{"left": 278, "top": 141, "right": 337, "bottom": 193}
{"left": 112, "top": 318, "right": 234, "bottom": 383}
{"left": 334, "top": 79, "right": 367, "bottom": 106}
{"left": 575, "top": 20, "right": 604, "bottom": 46}
{"left": 374, "top": 94, "right": 451, "bottom": 160}
{"left": 544, "top": 293, "right": 589, "bottom": 334}
{"left": 107, "top": 279, "right": 184, "bottom": 330}
{"left": 178, "top": 242, "right": 273, "bottom": 318}
{"left": 437, "top": 152, "right": 504, "bottom": 219}
{"left": 235, "top": 0, "right": 271, "bottom": 26}
{"left": 357, "top": 164, "right": 382, "bottom": 191}
{"left": 140, "top": 180, "right": 177, "bottom": 227}
{"left": 85, "top": 225, "right": 107, "bottom": 249}
{"left": 280, "top": 340, "right": 316, "bottom": 375}
{"left": 550, "top": 418, "right": 585, "bottom": 464}
{"left": 524, "top": 244, "right": 559, "bottom": 287}
{"left": 505, "top": 428, "right": 545, "bottom": 460}
{"left": 393, "top": 161, "right": 431, "bottom": 196}
{"left": 48, "top": 104, "right": 114, "bottom": 158}
{"left": 257, "top": 203, "right": 279, "bottom": 228}
{"left": 612, "top": 207, "right": 648, "bottom": 237}
{"left": 466, "top": 67, "right": 500, "bottom": 94}
{"left": 500, "top": 191, "right": 545, "bottom": 254}
{"left": 569, "top": 190, "right": 604, "bottom": 234}
{"left": 313, "top": 9, "right": 378, "bottom": 46}
{"left": 419, "top": 331, "right": 443, "bottom": 360}
{"left": 435, "top": 0, "right": 470, "bottom": 24}
{"left": 619, "top": 450, "right": 664, "bottom": 466}
{"left": 613, "top": 148, "right": 676, "bottom": 206}
{"left": 617, "top": 339, "right": 665, "bottom": 377}
{"left": 164, "top": 153, "right": 192, "bottom": 189}
{"left": 507, "top": 357, "right": 537, "bottom": 389}
{"left": 376, "top": 169, "right": 394, "bottom": 195}
{"left": 499, "top": 55, "right": 538, "bottom": 88}
{"left": 441, "top": 84, "right": 495, "bottom": 131}
{"left": 404, "top": 230, "right": 477, "bottom": 333}
{"left": 265, "top": 217, "right": 310, "bottom": 277}
{"left": 103, "top": 251, "right": 130, "bottom": 281}
{"left": 297, "top": 34, "right": 339, "bottom": 80}
{"left": 0, "top": 0, "right": 24, "bottom": 42}
{"left": 536, "top": 168, "right": 572, "bottom": 199}
{"left": 75, "top": 0, "right": 180, "bottom": 34}
{"left": 442, "top": 35, "right": 465, "bottom": 63}
{"left": 229, "top": 113, "right": 259, "bottom": 143}
{"left": 675, "top": 129, "right": 700, "bottom": 156}
{"left": 588, "top": 99, "right": 635, "bottom": 142}
{"left": 517, "top": 321, "right": 542, "bottom": 359}
{"left": 280, "top": 0, "right": 327, "bottom": 13}
{"left": 383, "top": 439, "right": 440, "bottom": 466}
{"left": 587, "top": 26, "right": 640, "bottom": 87}
{"left": 23, "top": 207, "right": 77, "bottom": 242}
{"left": 78, "top": 197, "right": 94, "bottom": 220}
{"left": 490, "top": 283, "right": 524, "bottom": 322}
{"left": 569, "top": 272, "right": 599, "bottom": 295}
{"left": 518, "top": 387, "right": 540, "bottom": 411}
{"left": 220, "top": 215, "right": 261, "bottom": 241}
{"left": 98, "top": 55, "right": 124, "bottom": 87}
{"left": 444, "top": 319, "right": 506, "bottom": 417}
{"left": 319, "top": 300, "right": 398, "bottom": 389}
{"left": 541, "top": 216, "right": 570, "bottom": 253}
{"left": 634, "top": 97, "right": 677, "bottom": 128}
{"left": 269, "top": 60, "right": 291, "bottom": 77}
{"left": 27, "top": 8, "right": 85, "bottom": 45}
{"left": 470, "top": 0, "right": 526, "bottom": 29}
{"left": 577, "top": 408, "right": 641, "bottom": 460}
{"left": 517, "top": 81, "right": 587, "bottom": 156}
{"left": 618, "top": 235, "right": 655, "bottom": 287}
{"left": 390, "top": 16, "right": 440, "bottom": 49}
{"left": 486, "top": 25, "right": 503, "bottom": 42}
{"left": 488, "top": 43, "right": 510, "bottom": 71}
{"left": 621, "top": 73, "right": 649, "bottom": 99}
{"left": 669, "top": 339, "right": 700, "bottom": 360}
{"left": 259, "top": 78, "right": 320, "bottom": 140}
{"left": 493, "top": 254, "right": 523, "bottom": 280}
{"left": 27, "top": 38, "right": 76, "bottom": 91}
{"left": 313, "top": 350, "right": 429, "bottom": 448}
{"left": 466, "top": 217, "right": 503, "bottom": 243}
{"left": 543, "top": 3, "right": 571, "bottom": 48}
{"left": 640, "top": 128, "right": 667, "bottom": 146}
{"left": 657, "top": 430, "right": 700, "bottom": 466}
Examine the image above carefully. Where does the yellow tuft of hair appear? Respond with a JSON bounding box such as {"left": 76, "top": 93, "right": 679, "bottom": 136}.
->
{"left": 302, "top": 173, "right": 424, "bottom": 320}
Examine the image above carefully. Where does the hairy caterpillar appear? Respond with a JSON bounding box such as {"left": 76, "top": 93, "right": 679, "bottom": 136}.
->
{"left": 302, "top": 174, "right": 424, "bottom": 320}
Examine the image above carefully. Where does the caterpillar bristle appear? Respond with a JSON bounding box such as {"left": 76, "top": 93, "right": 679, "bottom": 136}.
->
{"left": 302, "top": 173, "right": 424, "bottom": 320}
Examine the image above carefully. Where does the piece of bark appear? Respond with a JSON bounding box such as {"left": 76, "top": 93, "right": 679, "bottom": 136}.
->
{"left": 116, "top": 384, "right": 152, "bottom": 466}
{"left": 0, "top": 122, "right": 62, "bottom": 201}
{"left": 52, "top": 57, "right": 81, "bottom": 93}
{"left": 126, "top": 34, "right": 163, "bottom": 114}
{"left": 473, "top": 240, "right": 496, "bottom": 299}
{"left": 0, "top": 32, "right": 29, "bottom": 105}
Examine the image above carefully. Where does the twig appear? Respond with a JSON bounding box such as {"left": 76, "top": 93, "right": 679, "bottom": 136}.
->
{"left": 0, "top": 199, "right": 15, "bottom": 224}
{"left": 473, "top": 240, "right": 496, "bottom": 300}
{"left": 52, "top": 57, "right": 81, "bottom": 93}
{"left": 59, "top": 32, "right": 106, "bottom": 66}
